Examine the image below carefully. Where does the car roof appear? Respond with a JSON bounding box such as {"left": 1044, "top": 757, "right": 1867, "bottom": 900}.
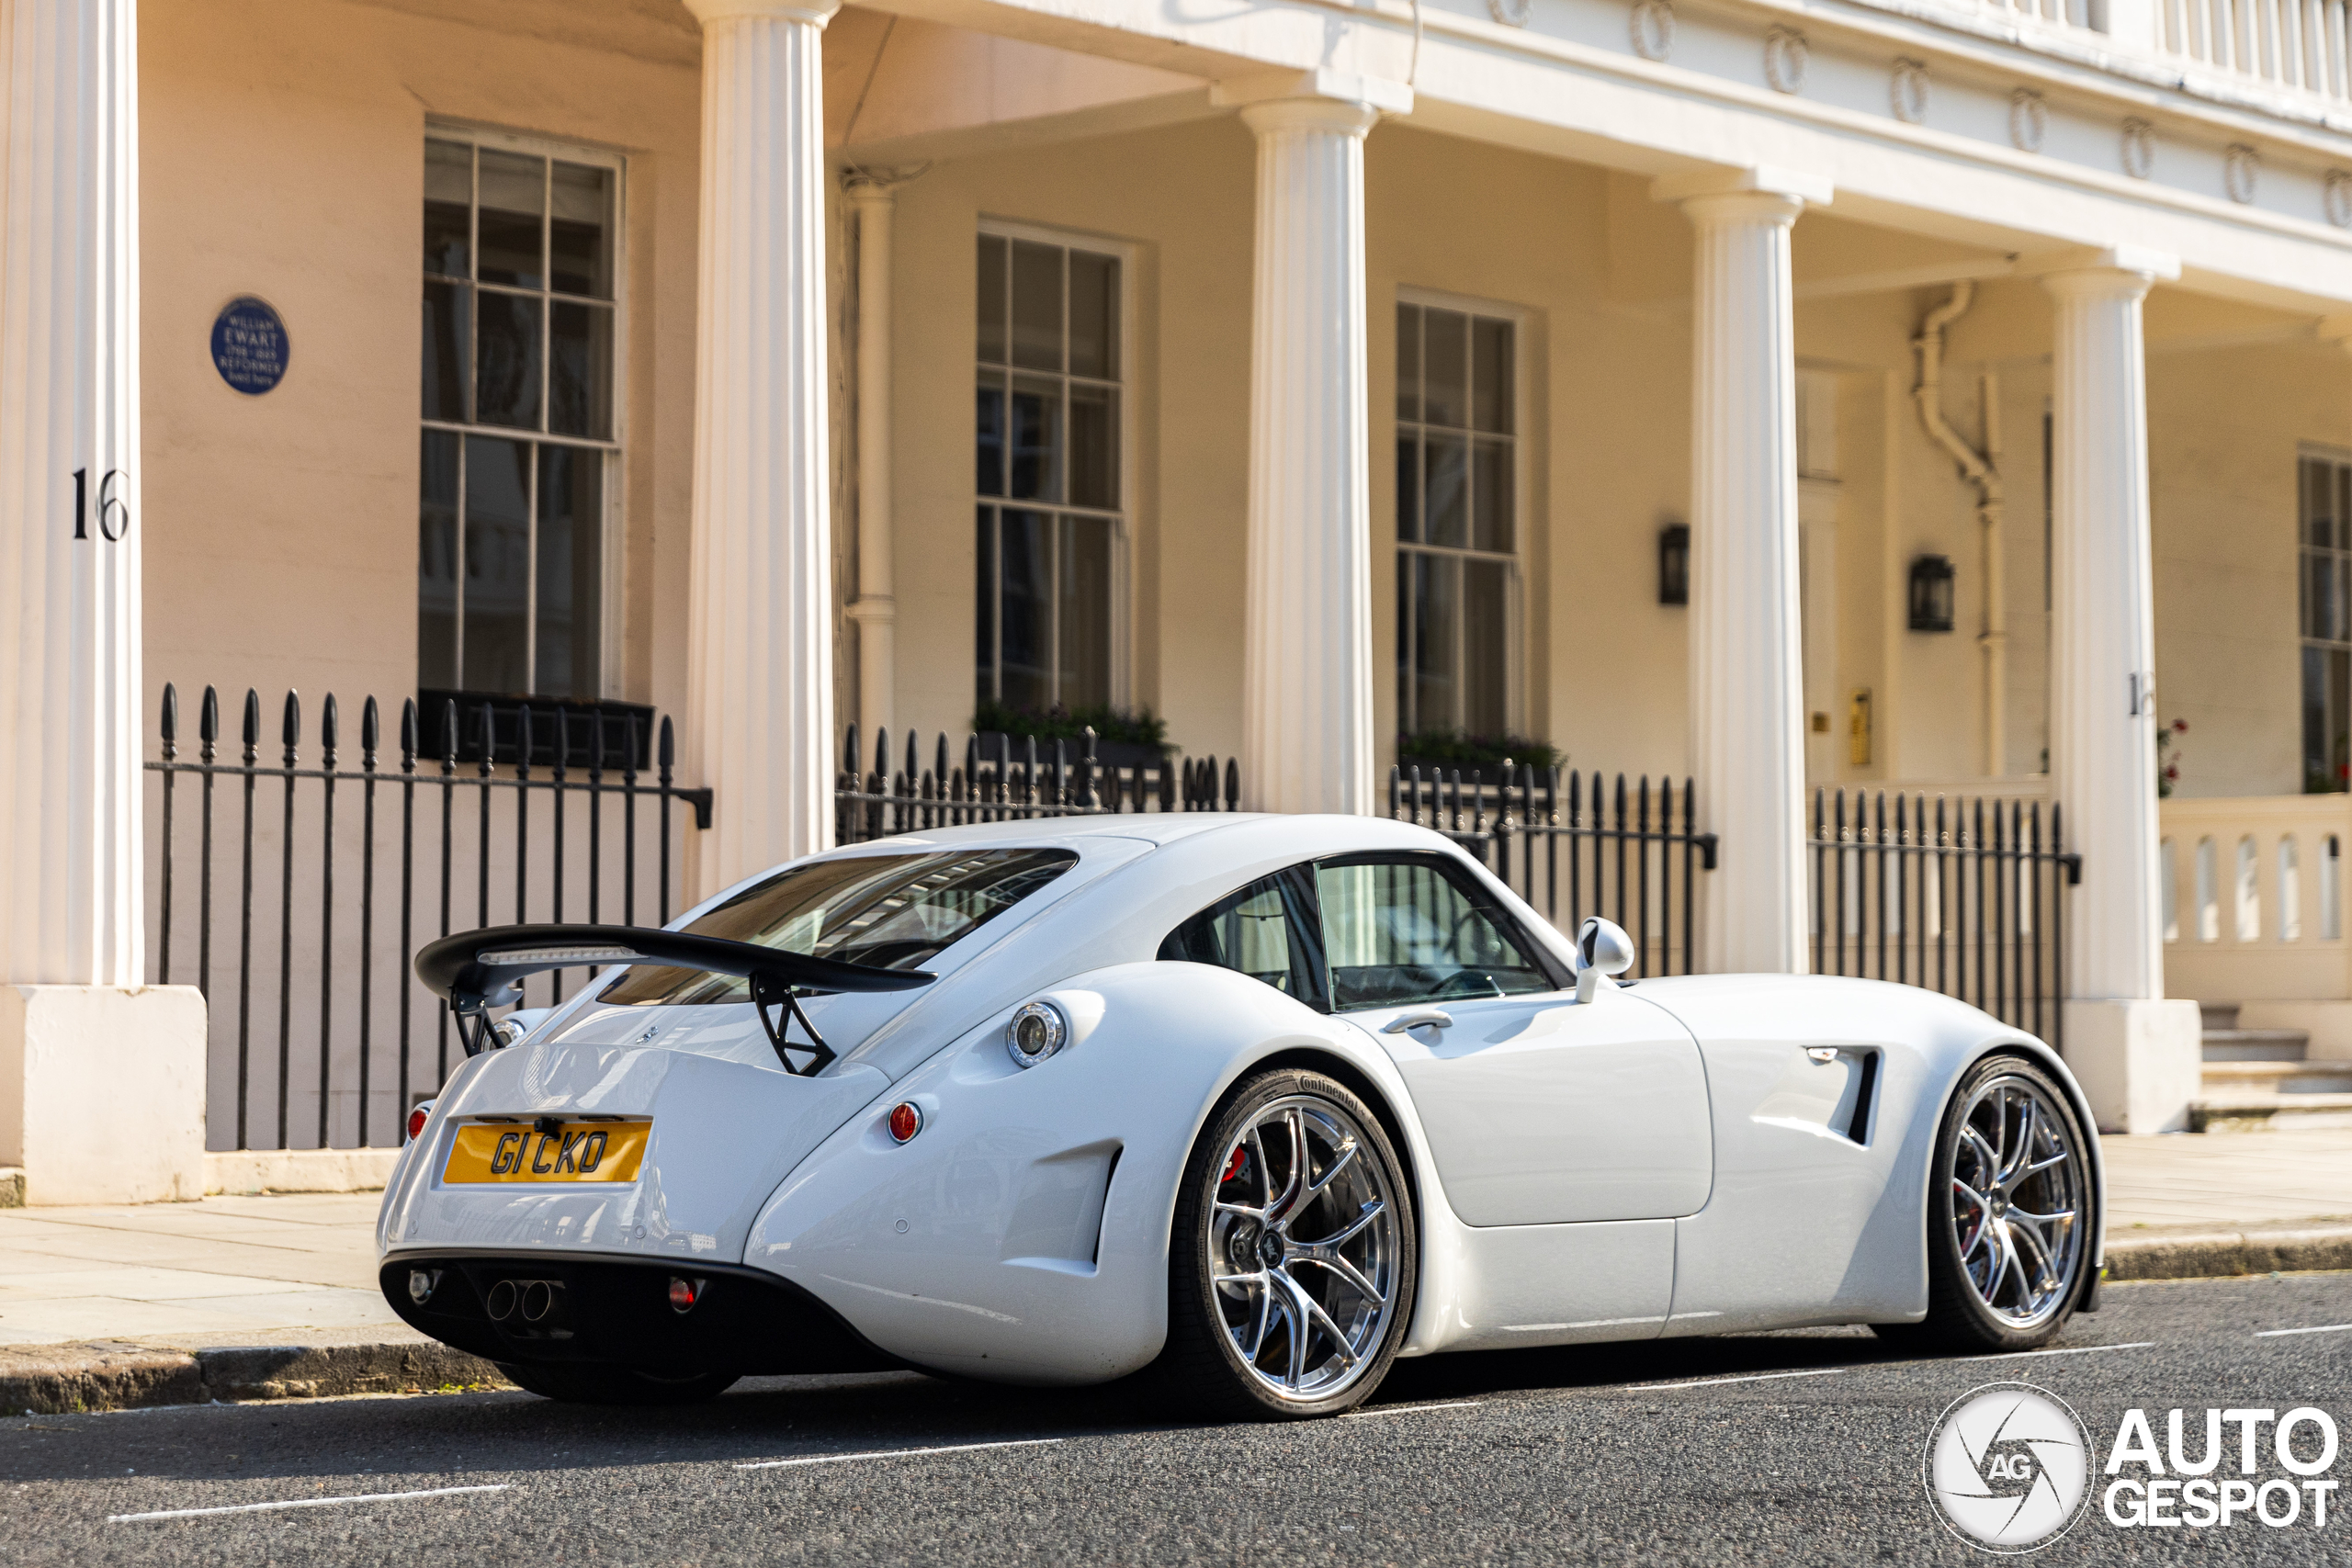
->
{"left": 828, "top": 811, "right": 1464, "bottom": 856}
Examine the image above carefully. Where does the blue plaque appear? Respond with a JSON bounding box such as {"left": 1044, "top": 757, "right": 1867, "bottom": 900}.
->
{"left": 211, "top": 296, "right": 288, "bottom": 395}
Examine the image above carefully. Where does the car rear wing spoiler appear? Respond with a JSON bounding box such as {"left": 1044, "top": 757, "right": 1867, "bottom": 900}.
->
{"left": 414, "top": 923, "right": 934, "bottom": 1077}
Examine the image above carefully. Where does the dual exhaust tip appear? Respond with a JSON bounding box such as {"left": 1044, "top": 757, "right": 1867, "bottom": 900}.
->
{"left": 484, "top": 1278, "right": 560, "bottom": 1324}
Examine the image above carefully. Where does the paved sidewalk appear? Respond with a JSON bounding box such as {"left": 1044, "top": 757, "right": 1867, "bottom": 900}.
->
{"left": 2, "top": 1130, "right": 2348, "bottom": 1356}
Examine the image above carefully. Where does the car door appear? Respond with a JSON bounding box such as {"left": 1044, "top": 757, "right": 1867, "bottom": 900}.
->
{"left": 1316, "top": 853, "right": 1713, "bottom": 1227}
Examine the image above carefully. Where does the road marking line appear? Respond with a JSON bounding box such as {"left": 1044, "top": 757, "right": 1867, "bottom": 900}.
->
{"left": 1963, "top": 1341, "right": 2157, "bottom": 1361}
{"left": 1343, "top": 1401, "right": 1483, "bottom": 1419}
{"left": 109, "top": 1483, "right": 509, "bottom": 1523}
{"left": 735, "top": 1437, "right": 1063, "bottom": 1472}
{"left": 1638, "top": 1368, "right": 1851, "bottom": 1392}
{"left": 2256, "top": 1323, "right": 2352, "bottom": 1338}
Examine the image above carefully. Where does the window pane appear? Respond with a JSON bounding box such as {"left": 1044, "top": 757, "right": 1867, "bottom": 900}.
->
{"left": 1413, "top": 553, "right": 1458, "bottom": 731}
{"left": 1396, "top": 303, "right": 1420, "bottom": 423}
{"left": 424, "top": 140, "right": 472, "bottom": 279}
{"left": 1068, "top": 250, "right": 1118, "bottom": 380}
{"left": 419, "top": 430, "right": 460, "bottom": 689}
{"left": 475, "top": 292, "right": 543, "bottom": 430}
{"left": 548, "top": 162, "right": 613, "bottom": 299}
{"left": 461, "top": 435, "right": 532, "bottom": 693}
{"left": 1159, "top": 871, "right": 1323, "bottom": 1002}
{"left": 476, "top": 150, "right": 546, "bottom": 288}
{"left": 977, "top": 234, "right": 1008, "bottom": 366}
{"left": 548, "top": 300, "right": 612, "bottom": 439}
{"left": 1010, "top": 241, "right": 1062, "bottom": 372}
{"left": 1425, "top": 433, "right": 1468, "bottom": 549}
{"left": 999, "top": 509, "right": 1049, "bottom": 710}
{"left": 976, "top": 508, "right": 997, "bottom": 703}
{"left": 1423, "top": 309, "right": 1467, "bottom": 428}
{"left": 976, "top": 372, "right": 1005, "bottom": 497}
{"left": 1464, "top": 558, "right": 1510, "bottom": 737}
{"left": 536, "top": 445, "right": 602, "bottom": 699}
{"left": 2335, "top": 648, "right": 2352, "bottom": 794}
{"left": 1009, "top": 375, "right": 1062, "bottom": 502}
{"left": 1069, "top": 384, "right": 1117, "bottom": 510}
{"left": 1315, "top": 858, "right": 1548, "bottom": 1010}
{"left": 2306, "top": 644, "right": 2326, "bottom": 794}
{"left": 1396, "top": 435, "right": 1420, "bottom": 543}
{"left": 1473, "top": 317, "right": 1513, "bottom": 434}
{"left": 422, "top": 281, "right": 469, "bottom": 422}
{"left": 1058, "top": 515, "right": 1112, "bottom": 709}
{"left": 1472, "top": 437, "right": 1512, "bottom": 554}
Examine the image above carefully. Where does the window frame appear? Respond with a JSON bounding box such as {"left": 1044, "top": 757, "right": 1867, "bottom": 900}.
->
{"left": 2301, "top": 445, "right": 2352, "bottom": 795}
{"left": 1393, "top": 286, "right": 1532, "bottom": 739}
{"left": 974, "top": 217, "right": 1136, "bottom": 713}
{"left": 421, "top": 119, "right": 628, "bottom": 701}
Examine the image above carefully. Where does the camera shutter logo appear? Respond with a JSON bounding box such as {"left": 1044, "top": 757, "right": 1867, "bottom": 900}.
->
{"left": 1924, "top": 1382, "right": 2093, "bottom": 1551}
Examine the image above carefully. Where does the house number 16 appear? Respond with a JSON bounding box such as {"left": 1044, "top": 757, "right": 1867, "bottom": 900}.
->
{"left": 72, "top": 468, "right": 130, "bottom": 542}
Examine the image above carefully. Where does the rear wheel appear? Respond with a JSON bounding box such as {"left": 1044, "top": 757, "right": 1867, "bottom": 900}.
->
{"left": 1160, "top": 1069, "right": 1416, "bottom": 1421}
{"left": 498, "top": 1361, "right": 740, "bottom": 1406}
{"left": 1875, "top": 1055, "right": 2092, "bottom": 1353}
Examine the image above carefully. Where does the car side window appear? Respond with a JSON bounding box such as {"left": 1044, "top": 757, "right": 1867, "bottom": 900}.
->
{"left": 1314, "top": 854, "right": 1555, "bottom": 1010}
{"left": 1158, "top": 867, "right": 1329, "bottom": 1009}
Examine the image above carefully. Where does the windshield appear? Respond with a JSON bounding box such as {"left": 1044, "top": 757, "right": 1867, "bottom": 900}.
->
{"left": 600, "top": 848, "right": 1078, "bottom": 1006}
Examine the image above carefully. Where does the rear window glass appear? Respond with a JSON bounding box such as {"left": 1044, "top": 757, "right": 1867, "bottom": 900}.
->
{"left": 600, "top": 848, "right": 1077, "bottom": 1006}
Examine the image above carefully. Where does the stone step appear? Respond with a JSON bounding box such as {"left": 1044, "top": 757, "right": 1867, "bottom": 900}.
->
{"left": 2200, "top": 1002, "right": 2243, "bottom": 1032}
{"left": 2190, "top": 1094, "right": 2352, "bottom": 1134}
{"left": 2200, "top": 1029, "right": 2312, "bottom": 1063}
{"left": 2201, "top": 1059, "right": 2352, "bottom": 1094}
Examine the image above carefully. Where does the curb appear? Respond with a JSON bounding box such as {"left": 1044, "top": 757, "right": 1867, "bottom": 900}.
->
{"left": 1, "top": 1341, "right": 509, "bottom": 1416}
{"left": 2104, "top": 1223, "right": 2352, "bottom": 1282}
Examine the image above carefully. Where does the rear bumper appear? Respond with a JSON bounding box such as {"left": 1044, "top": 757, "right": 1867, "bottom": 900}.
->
{"left": 379, "top": 1254, "right": 905, "bottom": 1377}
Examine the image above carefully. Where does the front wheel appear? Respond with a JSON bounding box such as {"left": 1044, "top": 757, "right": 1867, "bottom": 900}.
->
{"left": 498, "top": 1361, "right": 741, "bottom": 1406}
{"left": 1159, "top": 1069, "right": 1417, "bottom": 1420}
{"left": 1875, "top": 1055, "right": 2093, "bottom": 1353}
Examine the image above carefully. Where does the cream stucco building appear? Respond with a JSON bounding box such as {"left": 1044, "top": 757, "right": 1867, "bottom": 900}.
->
{"left": 6, "top": 0, "right": 2352, "bottom": 1199}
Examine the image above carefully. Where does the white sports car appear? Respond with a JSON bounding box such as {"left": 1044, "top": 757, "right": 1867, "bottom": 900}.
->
{"left": 381, "top": 813, "right": 2105, "bottom": 1419}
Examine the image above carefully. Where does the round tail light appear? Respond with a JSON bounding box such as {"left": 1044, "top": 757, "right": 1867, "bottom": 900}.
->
{"left": 888, "top": 1102, "right": 922, "bottom": 1144}
{"left": 405, "top": 1102, "right": 434, "bottom": 1144}
{"left": 669, "top": 1276, "right": 700, "bottom": 1313}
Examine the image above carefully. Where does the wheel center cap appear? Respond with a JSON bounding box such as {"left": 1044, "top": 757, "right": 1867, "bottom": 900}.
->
{"left": 1991, "top": 1193, "right": 2009, "bottom": 1215}
{"left": 1258, "top": 1228, "right": 1286, "bottom": 1269}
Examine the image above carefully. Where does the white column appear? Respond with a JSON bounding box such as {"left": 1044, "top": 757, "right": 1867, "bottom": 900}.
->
{"left": 843, "top": 175, "right": 896, "bottom": 739}
{"left": 0, "top": 0, "right": 206, "bottom": 1203}
{"left": 1657, "top": 168, "right": 1831, "bottom": 975}
{"left": 2044, "top": 250, "right": 2200, "bottom": 1134}
{"left": 684, "top": 0, "right": 840, "bottom": 889}
{"left": 1223, "top": 72, "right": 1408, "bottom": 817}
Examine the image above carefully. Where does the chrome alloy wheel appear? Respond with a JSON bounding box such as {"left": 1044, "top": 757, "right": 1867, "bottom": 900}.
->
{"left": 1208, "top": 1096, "right": 1401, "bottom": 1403}
{"left": 1948, "top": 1074, "right": 2086, "bottom": 1331}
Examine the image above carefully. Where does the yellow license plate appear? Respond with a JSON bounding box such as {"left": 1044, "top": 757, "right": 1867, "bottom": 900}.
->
{"left": 442, "top": 1121, "right": 649, "bottom": 1185}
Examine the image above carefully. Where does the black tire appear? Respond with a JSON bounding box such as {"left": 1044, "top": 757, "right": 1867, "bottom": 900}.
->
{"left": 1159, "top": 1068, "right": 1417, "bottom": 1421}
{"left": 497, "top": 1361, "right": 741, "bottom": 1406}
{"left": 1874, "top": 1054, "right": 2093, "bottom": 1354}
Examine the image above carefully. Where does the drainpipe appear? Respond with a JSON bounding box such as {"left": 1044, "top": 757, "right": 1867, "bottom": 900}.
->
{"left": 1913, "top": 283, "right": 2008, "bottom": 776}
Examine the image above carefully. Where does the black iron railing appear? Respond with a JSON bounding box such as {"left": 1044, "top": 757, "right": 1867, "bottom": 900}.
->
{"left": 1809, "top": 788, "right": 2079, "bottom": 1046}
{"left": 1390, "top": 765, "right": 1718, "bottom": 978}
{"left": 146, "top": 683, "right": 709, "bottom": 1153}
{"left": 835, "top": 727, "right": 1237, "bottom": 844}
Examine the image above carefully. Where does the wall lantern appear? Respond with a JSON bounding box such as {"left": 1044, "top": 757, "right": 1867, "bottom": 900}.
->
{"left": 1908, "top": 554, "right": 1956, "bottom": 633}
{"left": 1657, "top": 524, "right": 1690, "bottom": 606}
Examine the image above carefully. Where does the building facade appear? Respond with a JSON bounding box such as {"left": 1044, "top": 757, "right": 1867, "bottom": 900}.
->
{"left": 6, "top": 0, "right": 2352, "bottom": 1199}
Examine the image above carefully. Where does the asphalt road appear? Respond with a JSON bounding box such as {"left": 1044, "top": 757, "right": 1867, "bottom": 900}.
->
{"left": 5, "top": 1273, "right": 2351, "bottom": 1566}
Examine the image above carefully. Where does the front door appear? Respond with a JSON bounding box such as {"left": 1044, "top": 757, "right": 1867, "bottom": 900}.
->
{"left": 1316, "top": 854, "right": 1713, "bottom": 1227}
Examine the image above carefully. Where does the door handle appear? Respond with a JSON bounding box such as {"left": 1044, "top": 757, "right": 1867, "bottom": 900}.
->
{"left": 1383, "top": 1009, "right": 1454, "bottom": 1034}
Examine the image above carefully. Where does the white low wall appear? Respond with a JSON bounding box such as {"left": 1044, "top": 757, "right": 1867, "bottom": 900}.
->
{"left": 204, "top": 1146, "right": 400, "bottom": 1195}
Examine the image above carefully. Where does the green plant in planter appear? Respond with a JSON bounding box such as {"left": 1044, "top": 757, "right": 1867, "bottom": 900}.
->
{"left": 1396, "top": 729, "right": 1563, "bottom": 773}
{"left": 973, "top": 701, "right": 1171, "bottom": 754}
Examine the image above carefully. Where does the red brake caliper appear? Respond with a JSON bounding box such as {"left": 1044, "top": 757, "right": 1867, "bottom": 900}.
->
{"left": 1221, "top": 1146, "right": 1248, "bottom": 1185}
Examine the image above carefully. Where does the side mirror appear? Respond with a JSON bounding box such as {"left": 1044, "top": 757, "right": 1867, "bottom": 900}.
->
{"left": 1575, "top": 917, "right": 1636, "bottom": 1003}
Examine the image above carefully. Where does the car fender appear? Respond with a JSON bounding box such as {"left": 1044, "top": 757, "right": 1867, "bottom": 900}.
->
{"left": 740, "top": 959, "right": 1476, "bottom": 1386}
